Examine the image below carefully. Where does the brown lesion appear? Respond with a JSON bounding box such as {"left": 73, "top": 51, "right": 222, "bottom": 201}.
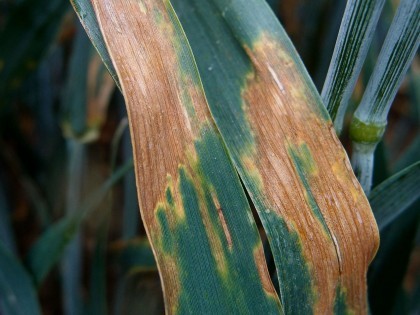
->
{"left": 253, "top": 245, "right": 279, "bottom": 299}
{"left": 241, "top": 32, "right": 379, "bottom": 313}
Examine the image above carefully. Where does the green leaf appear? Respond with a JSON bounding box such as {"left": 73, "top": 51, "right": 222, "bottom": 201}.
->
{"left": 0, "top": 242, "right": 41, "bottom": 315}
{"left": 394, "top": 136, "right": 420, "bottom": 173}
{"left": 27, "top": 216, "right": 78, "bottom": 286}
{"left": 26, "top": 159, "right": 133, "bottom": 286}
{"left": 369, "top": 162, "right": 420, "bottom": 231}
{"left": 321, "top": 0, "right": 386, "bottom": 133}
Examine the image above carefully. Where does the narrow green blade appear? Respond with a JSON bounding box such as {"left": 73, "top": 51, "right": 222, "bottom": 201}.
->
{"left": 26, "top": 160, "right": 133, "bottom": 286}
{"left": 321, "top": 0, "right": 386, "bottom": 133}
{"left": 369, "top": 162, "right": 420, "bottom": 231}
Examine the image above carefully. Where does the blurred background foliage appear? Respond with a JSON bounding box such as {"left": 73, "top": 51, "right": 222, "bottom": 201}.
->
{"left": 0, "top": 0, "right": 418, "bottom": 314}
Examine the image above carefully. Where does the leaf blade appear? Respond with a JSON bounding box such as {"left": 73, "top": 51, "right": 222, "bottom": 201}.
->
{"left": 173, "top": 0, "right": 379, "bottom": 312}
{"left": 88, "top": 0, "right": 283, "bottom": 313}
{"left": 369, "top": 161, "right": 420, "bottom": 231}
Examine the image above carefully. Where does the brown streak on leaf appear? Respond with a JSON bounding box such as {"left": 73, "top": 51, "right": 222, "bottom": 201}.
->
{"left": 210, "top": 190, "right": 233, "bottom": 250}
{"left": 254, "top": 245, "right": 278, "bottom": 299}
{"left": 217, "top": 206, "right": 233, "bottom": 250}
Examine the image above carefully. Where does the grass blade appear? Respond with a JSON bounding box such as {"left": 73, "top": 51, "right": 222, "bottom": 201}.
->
{"left": 89, "top": 0, "right": 283, "bottom": 313}
{"left": 26, "top": 160, "right": 133, "bottom": 286}
{"left": 369, "top": 162, "right": 420, "bottom": 231}
{"left": 321, "top": 0, "right": 386, "bottom": 134}
{"left": 173, "top": 0, "right": 378, "bottom": 312}
{"left": 0, "top": 243, "right": 42, "bottom": 315}
{"left": 350, "top": 0, "right": 420, "bottom": 193}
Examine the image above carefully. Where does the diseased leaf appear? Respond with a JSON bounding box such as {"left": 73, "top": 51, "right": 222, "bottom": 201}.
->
{"left": 173, "top": 0, "right": 378, "bottom": 313}
{"left": 0, "top": 243, "right": 41, "bottom": 315}
{"left": 369, "top": 162, "right": 420, "bottom": 231}
{"left": 89, "top": 0, "right": 283, "bottom": 313}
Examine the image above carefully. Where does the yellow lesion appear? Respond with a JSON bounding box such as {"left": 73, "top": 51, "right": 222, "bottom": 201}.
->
{"left": 136, "top": 0, "right": 147, "bottom": 14}
{"left": 331, "top": 158, "right": 361, "bottom": 203}
{"left": 241, "top": 153, "right": 264, "bottom": 191}
{"left": 167, "top": 174, "right": 186, "bottom": 220}
{"left": 253, "top": 244, "right": 278, "bottom": 299}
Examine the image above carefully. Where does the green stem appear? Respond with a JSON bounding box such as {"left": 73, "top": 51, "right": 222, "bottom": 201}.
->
{"left": 322, "top": 0, "right": 385, "bottom": 134}
{"left": 350, "top": 0, "right": 419, "bottom": 193}
{"left": 61, "top": 139, "right": 85, "bottom": 315}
